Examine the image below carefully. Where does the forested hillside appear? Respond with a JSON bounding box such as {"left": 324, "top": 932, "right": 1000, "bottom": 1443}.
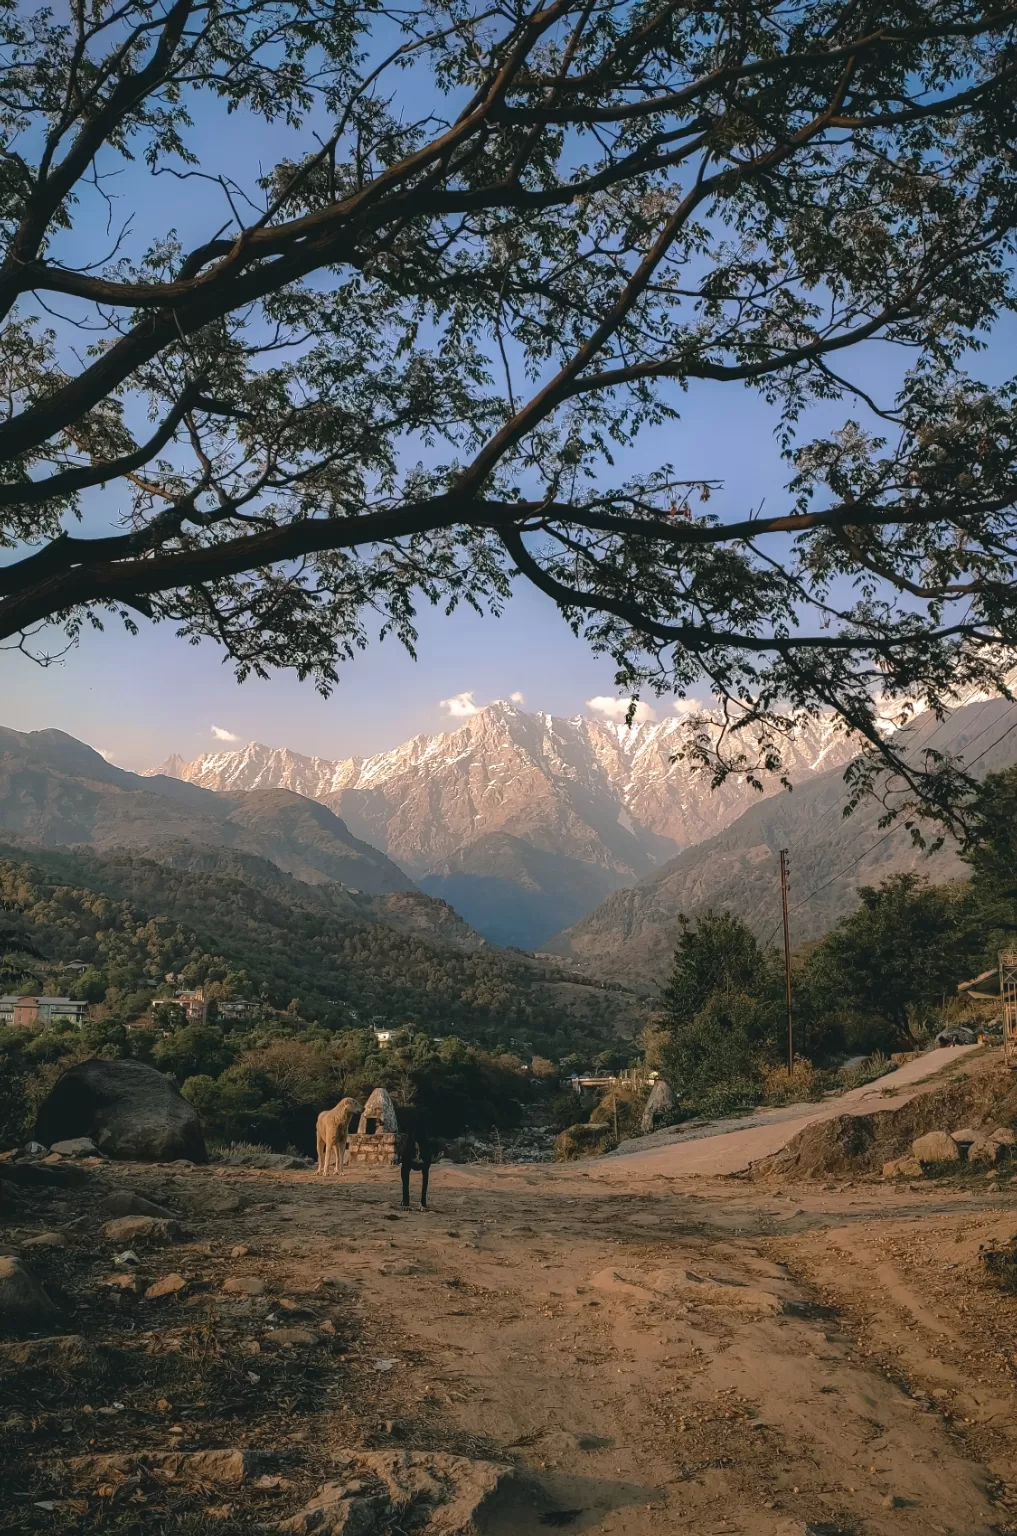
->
{"left": 0, "top": 843, "right": 634, "bottom": 1058}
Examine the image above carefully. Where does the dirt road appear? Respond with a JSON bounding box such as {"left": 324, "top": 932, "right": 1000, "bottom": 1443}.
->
{"left": 5, "top": 1052, "right": 1017, "bottom": 1536}
{"left": 601, "top": 1045, "right": 981, "bottom": 1178}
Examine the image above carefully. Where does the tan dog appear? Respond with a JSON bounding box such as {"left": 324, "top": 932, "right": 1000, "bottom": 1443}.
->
{"left": 315, "top": 1097, "right": 362, "bottom": 1177}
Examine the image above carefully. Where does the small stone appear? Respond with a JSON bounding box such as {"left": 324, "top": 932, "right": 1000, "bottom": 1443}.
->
{"left": 100, "top": 1216, "right": 186, "bottom": 1246}
{"left": 263, "top": 1327, "right": 319, "bottom": 1348}
{"left": 103, "top": 1272, "right": 150, "bottom": 1295}
{"left": 224, "top": 1276, "right": 265, "bottom": 1296}
{"left": 911, "top": 1131, "right": 961, "bottom": 1164}
{"left": 230, "top": 1245, "right": 249, "bottom": 1259}
{"left": 49, "top": 1137, "right": 103, "bottom": 1158}
{"left": 881, "top": 1493, "right": 906, "bottom": 1509}
{"left": 238, "top": 1339, "right": 261, "bottom": 1355}
{"left": 145, "top": 1272, "right": 188, "bottom": 1300}
{"left": 22, "top": 1231, "right": 68, "bottom": 1249}
{"left": 277, "top": 1297, "right": 313, "bottom": 1315}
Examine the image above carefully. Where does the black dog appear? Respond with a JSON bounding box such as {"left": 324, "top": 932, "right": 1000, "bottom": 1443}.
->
{"left": 395, "top": 1109, "right": 433, "bottom": 1210}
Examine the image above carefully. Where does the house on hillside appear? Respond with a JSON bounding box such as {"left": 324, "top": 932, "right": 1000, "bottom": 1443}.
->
{"left": 173, "top": 987, "right": 208, "bottom": 1024}
{"left": 216, "top": 998, "right": 256, "bottom": 1022}
{"left": 0, "top": 995, "right": 89, "bottom": 1028}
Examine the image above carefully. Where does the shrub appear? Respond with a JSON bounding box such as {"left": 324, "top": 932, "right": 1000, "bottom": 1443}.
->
{"left": 554, "top": 1123, "right": 615, "bottom": 1161}
{"left": 761, "top": 1058, "right": 824, "bottom": 1107}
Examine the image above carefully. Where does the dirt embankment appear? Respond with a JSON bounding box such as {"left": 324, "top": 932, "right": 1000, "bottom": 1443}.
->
{"left": 755, "top": 1055, "right": 1017, "bottom": 1180}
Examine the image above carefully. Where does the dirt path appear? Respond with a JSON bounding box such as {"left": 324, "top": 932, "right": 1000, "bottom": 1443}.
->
{"left": 601, "top": 1045, "right": 981, "bottom": 1178}
{"left": 213, "top": 1150, "right": 1015, "bottom": 1535}
{"left": 5, "top": 1064, "right": 1017, "bottom": 1536}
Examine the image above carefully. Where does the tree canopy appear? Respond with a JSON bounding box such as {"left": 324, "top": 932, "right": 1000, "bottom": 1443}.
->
{"left": 3, "top": 0, "right": 1017, "bottom": 802}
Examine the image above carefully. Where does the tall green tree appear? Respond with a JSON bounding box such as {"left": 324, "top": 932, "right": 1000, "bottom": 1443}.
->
{"left": 1, "top": 0, "right": 1017, "bottom": 808}
{"left": 659, "top": 910, "right": 780, "bottom": 1101}
{"left": 800, "top": 872, "right": 982, "bottom": 1043}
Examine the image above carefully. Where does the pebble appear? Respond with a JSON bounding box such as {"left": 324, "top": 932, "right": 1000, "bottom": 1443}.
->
{"left": 22, "top": 1231, "right": 68, "bottom": 1249}
{"left": 224, "top": 1276, "right": 265, "bottom": 1296}
{"left": 145, "top": 1273, "right": 188, "bottom": 1300}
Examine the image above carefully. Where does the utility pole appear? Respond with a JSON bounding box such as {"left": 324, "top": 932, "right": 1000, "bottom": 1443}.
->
{"left": 779, "top": 848, "right": 793, "bottom": 1072}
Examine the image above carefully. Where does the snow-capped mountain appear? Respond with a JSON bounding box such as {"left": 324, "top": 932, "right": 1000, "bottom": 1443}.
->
{"left": 149, "top": 703, "right": 857, "bottom": 947}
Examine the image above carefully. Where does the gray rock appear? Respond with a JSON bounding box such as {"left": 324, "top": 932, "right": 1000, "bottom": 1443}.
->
{"left": 935, "top": 1026, "right": 977, "bottom": 1046}
{"left": 97, "top": 1190, "right": 179, "bottom": 1220}
{"left": 224, "top": 1275, "right": 266, "bottom": 1296}
{"left": 640, "top": 1078, "right": 676, "bottom": 1135}
{"left": 21, "top": 1142, "right": 47, "bottom": 1156}
{"left": 0, "top": 1255, "right": 60, "bottom": 1333}
{"left": 99, "top": 1215, "right": 186, "bottom": 1246}
{"left": 49, "top": 1137, "right": 103, "bottom": 1158}
{"left": 227, "top": 1152, "right": 310, "bottom": 1170}
{"left": 34, "top": 1059, "right": 207, "bottom": 1164}
{"left": 912, "top": 1130, "right": 961, "bottom": 1164}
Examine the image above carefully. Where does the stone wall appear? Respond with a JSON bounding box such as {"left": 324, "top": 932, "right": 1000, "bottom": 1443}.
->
{"left": 345, "top": 1132, "right": 397, "bottom": 1167}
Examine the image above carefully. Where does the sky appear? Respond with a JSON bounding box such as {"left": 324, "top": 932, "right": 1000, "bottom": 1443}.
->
{"left": 0, "top": 380, "right": 777, "bottom": 770}
{"left": 2, "top": 26, "right": 1014, "bottom": 773}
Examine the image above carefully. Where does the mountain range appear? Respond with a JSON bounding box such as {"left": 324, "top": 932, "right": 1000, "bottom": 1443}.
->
{"left": 150, "top": 701, "right": 856, "bottom": 947}
{"left": 544, "top": 696, "right": 1017, "bottom": 984}
{"left": 0, "top": 725, "right": 411, "bottom": 897}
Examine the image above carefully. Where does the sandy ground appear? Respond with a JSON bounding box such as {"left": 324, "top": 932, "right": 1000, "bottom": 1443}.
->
{"left": 5, "top": 1046, "right": 1017, "bottom": 1536}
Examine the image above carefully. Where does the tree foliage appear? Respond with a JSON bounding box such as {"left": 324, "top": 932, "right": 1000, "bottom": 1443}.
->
{"left": 2, "top": 0, "right": 1017, "bottom": 809}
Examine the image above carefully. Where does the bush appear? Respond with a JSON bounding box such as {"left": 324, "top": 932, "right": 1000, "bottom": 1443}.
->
{"left": 761, "top": 1058, "right": 824, "bottom": 1107}
{"left": 554, "top": 1123, "right": 616, "bottom": 1161}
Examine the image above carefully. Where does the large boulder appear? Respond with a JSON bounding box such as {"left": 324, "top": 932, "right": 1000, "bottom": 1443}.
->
{"left": 34, "top": 1059, "right": 207, "bottom": 1164}
{"left": 912, "top": 1130, "right": 961, "bottom": 1165}
{"left": 0, "top": 1255, "right": 61, "bottom": 1334}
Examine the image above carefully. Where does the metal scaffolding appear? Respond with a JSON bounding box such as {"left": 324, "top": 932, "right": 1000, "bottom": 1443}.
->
{"left": 1001, "top": 951, "right": 1017, "bottom": 1069}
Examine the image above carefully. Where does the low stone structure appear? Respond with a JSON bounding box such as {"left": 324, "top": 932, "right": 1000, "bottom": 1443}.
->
{"left": 344, "top": 1086, "right": 399, "bottom": 1167}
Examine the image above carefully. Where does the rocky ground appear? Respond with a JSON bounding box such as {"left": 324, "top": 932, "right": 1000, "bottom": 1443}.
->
{"left": 2, "top": 1095, "right": 1017, "bottom": 1534}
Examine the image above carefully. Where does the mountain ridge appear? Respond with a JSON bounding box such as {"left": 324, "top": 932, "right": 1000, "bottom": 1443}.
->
{"left": 149, "top": 701, "right": 858, "bottom": 945}
{"left": 543, "top": 696, "right": 1017, "bottom": 985}
{"left": 0, "top": 725, "right": 414, "bottom": 897}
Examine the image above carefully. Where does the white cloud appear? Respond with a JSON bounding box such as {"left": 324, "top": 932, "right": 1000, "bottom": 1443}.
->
{"left": 95, "top": 747, "right": 115, "bottom": 763}
{"left": 672, "top": 697, "right": 710, "bottom": 718}
{"left": 586, "top": 695, "right": 657, "bottom": 724}
{"left": 211, "top": 724, "right": 240, "bottom": 742}
{"left": 509, "top": 691, "right": 525, "bottom": 705}
{"left": 440, "top": 691, "right": 481, "bottom": 718}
